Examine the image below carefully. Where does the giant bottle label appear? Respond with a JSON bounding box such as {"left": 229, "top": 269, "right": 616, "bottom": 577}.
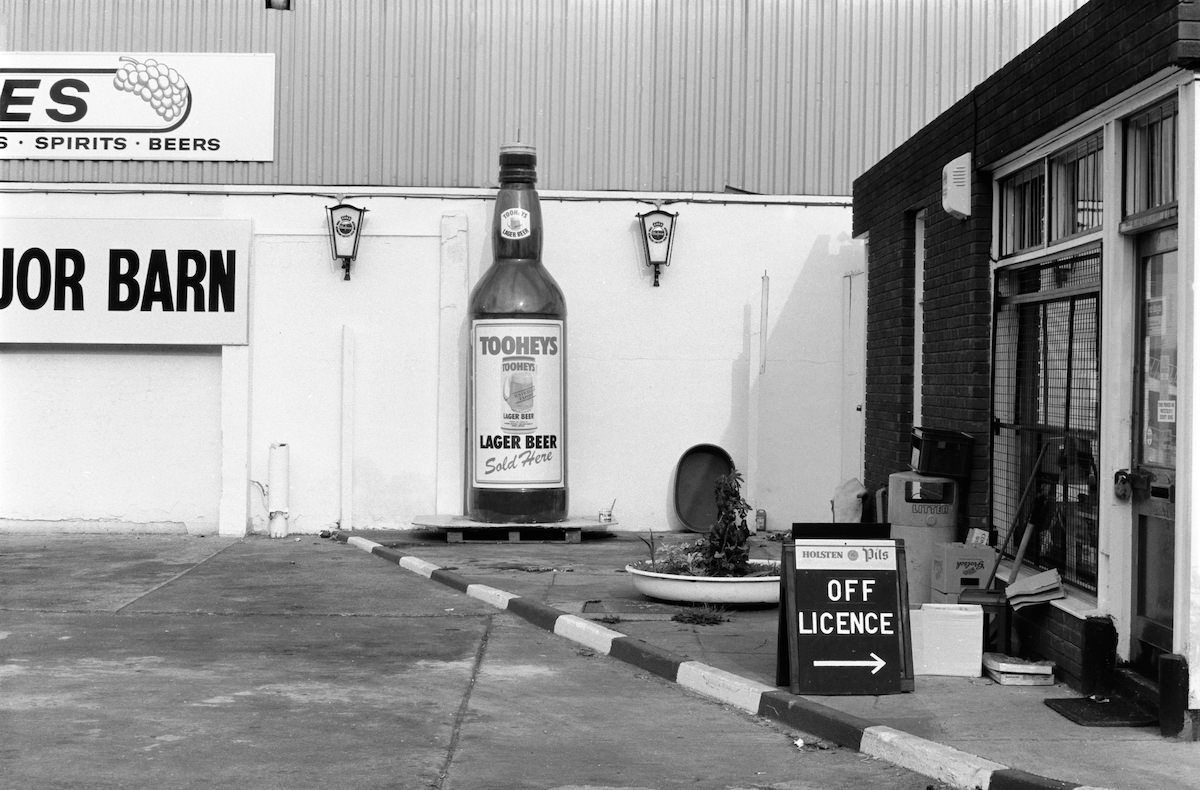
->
{"left": 472, "top": 318, "right": 564, "bottom": 488}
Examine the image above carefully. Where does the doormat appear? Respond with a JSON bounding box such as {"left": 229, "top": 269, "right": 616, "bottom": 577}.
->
{"left": 1044, "top": 695, "right": 1157, "bottom": 727}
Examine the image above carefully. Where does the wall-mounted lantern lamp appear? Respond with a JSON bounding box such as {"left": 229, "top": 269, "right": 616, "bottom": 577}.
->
{"left": 327, "top": 203, "right": 367, "bottom": 280}
{"left": 637, "top": 207, "right": 678, "bottom": 287}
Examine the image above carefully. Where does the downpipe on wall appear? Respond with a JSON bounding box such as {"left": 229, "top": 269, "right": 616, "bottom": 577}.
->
{"left": 340, "top": 325, "right": 354, "bottom": 531}
{"left": 268, "top": 442, "right": 290, "bottom": 538}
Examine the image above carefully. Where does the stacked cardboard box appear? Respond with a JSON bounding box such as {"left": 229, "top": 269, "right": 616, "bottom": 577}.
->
{"left": 910, "top": 604, "right": 983, "bottom": 676}
{"left": 931, "top": 542, "right": 997, "bottom": 603}
{"left": 983, "top": 652, "right": 1055, "bottom": 685}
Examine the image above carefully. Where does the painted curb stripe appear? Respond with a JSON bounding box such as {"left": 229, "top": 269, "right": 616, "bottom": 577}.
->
{"left": 757, "top": 690, "right": 871, "bottom": 750}
{"left": 372, "top": 545, "right": 406, "bottom": 564}
{"left": 608, "top": 636, "right": 685, "bottom": 681}
{"left": 330, "top": 533, "right": 1102, "bottom": 790}
{"left": 398, "top": 556, "right": 438, "bottom": 577}
{"left": 553, "top": 614, "right": 622, "bottom": 653}
{"left": 344, "top": 535, "right": 379, "bottom": 552}
{"left": 861, "top": 725, "right": 1004, "bottom": 790}
{"left": 676, "top": 661, "right": 772, "bottom": 713}
{"left": 987, "top": 769, "right": 1078, "bottom": 790}
{"left": 505, "top": 596, "right": 565, "bottom": 631}
{"left": 465, "top": 583, "right": 518, "bottom": 609}
{"left": 429, "top": 567, "right": 471, "bottom": 592}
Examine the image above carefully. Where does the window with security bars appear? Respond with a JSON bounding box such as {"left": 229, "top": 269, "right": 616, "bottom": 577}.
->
{"left": 992, "top": 247, "right": 1101, "bottom": 592}
{"left": 1125, "top": 97, "right": 1177, "bottom": 218}
{"left": 1000, "top": 162, "right": 1045, "bottom": 255}
{"left": 1051, "top": 132, "right": 1103, "bottom": 241}
{"left": 1001, "top": 133, "right": 1105, "bottom": 257}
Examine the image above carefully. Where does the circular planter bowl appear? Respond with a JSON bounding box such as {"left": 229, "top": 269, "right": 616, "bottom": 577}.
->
{"left": 624, "top": 559, "right": 780, "bottom": 605}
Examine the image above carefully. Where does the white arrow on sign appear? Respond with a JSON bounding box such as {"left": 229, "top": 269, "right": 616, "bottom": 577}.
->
{"left": 813, "top": 653, "right": 887, "bottom": 674}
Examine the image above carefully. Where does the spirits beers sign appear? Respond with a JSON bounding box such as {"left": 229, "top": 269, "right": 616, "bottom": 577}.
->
{"left": 0, "top": 52, "right": 275, "bottom": 160}
{"left": 471, "top": 319, "right": 564, "bottom": 488}
{"left": 0, "top": 217, "right": 250, "bottom": 345}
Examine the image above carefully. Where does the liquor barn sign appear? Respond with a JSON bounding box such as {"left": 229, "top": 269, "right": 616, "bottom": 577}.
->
{"left": 0, "top": 218, "right": 251, "bottom": 345}
{"left": 0, "top": 52, "right": 274, "bottom": 161}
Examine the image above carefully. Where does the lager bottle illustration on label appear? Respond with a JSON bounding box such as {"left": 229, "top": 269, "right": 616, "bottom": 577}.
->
{"left": 467, "top": 144, "right": 568, "bottom": 523}
{"left": 501, "top": 355, "right": 536, "bottom": 432}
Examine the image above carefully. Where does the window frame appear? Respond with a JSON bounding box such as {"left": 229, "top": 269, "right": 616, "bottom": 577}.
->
{"left": 999, "top": 132, "right": 1105, "bottom": 258}
{"left": 1050, "top": 132, "right": 1105, "bottom": 243}
{"left": 1121, "top": 96, "right": 1179, "bottom": 233}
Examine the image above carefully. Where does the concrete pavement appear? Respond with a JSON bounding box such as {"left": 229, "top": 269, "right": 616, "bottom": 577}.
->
{"left": 0, "top": 531, "right": 948, "bottom": 790}
{"left": 334, "top": 528, "right": 1200, "bottom": 790}
{"left": 3, "top": 528, "right": 1197, "bottom": 789}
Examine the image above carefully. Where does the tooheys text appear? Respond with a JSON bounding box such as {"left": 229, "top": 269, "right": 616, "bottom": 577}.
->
{"left": 477, "top": 335, "right": 558, "bottom": 355}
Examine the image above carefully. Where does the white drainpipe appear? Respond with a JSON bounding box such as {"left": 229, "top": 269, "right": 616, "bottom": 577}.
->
{"left": 340, "top": 325, "right": 354, "bottom": 531}
{"left": 268, "top": 442, "right": 290, "bottom": 538}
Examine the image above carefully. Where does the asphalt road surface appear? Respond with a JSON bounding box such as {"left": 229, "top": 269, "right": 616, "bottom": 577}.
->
{"left": 1, "top": 534, "right": 950, "bottom": 789}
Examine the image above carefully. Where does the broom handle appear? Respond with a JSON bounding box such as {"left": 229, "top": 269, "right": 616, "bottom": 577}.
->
{"left": 1006, "top": 502, "right": 1040, "bottom": 587}
{"left": 983, "top": 442, "right": 1049, "bottom": 590}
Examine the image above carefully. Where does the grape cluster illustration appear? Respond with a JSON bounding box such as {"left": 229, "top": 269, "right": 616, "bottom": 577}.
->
{"left": 112, "top": 56, "right": 190, "bottom": 122}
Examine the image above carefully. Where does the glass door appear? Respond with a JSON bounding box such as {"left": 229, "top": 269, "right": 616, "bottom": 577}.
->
{"left": 1131, "top": 227, "right": 1178, "bottom": 674}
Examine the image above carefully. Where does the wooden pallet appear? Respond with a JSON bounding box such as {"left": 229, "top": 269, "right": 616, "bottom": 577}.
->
{"left": 412, "top": 515, "right": 614, "bottom": 544}
{"left": 445, "top": 526, "right": 582, "bottom": 544}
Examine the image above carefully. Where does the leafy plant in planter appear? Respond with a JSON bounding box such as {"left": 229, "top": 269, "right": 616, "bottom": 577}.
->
{"left": 632, "top": 470, "right": 778, "bottom": 578}
{"left": 700, "top": 469, "right": 753, "bottom": 576}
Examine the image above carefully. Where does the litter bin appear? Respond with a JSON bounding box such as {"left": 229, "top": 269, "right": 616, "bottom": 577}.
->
{"left": 888, "top": 470, "right": 958, "bottom": 605}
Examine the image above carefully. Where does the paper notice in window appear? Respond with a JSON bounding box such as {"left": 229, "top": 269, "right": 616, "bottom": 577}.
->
{"left": 1158, "top": 399, "right": 1176, "bottom": 423}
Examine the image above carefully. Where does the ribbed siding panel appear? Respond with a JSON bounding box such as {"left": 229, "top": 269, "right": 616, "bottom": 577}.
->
{"left": 0, "top": 0, "right": 1086, "bottom": 194}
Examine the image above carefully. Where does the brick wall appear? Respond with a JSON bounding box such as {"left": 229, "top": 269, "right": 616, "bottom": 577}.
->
{"left": 859, "top": 100, "right": 990, "bottom": 535}
{"left": 1013, "top": 605, "right": 1089, "bottom": 687}
{"left": 853, "top": 0, "right": 1198, "bottom": 535}
{"left": 1013, "top": 607, "right": 1117, "bottom": 693}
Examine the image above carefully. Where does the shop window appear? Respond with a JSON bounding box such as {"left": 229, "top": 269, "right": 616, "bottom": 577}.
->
{"left": 992, "top": 246, "right": 1101, "bottom": 593}
{"left": 1001, "top": 133, "right": 1107, "bottom": 257}
{"left": 1000, "top": 162, "right": 1045, "bottom": 255}
{"left": 1050, "top": 133, "right": 1103, "bottom": 241}
{"left": 1124, "top": 97, "right": 1177, "bottom": 221}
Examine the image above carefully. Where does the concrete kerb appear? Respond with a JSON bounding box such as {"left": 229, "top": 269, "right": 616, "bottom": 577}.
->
{"left": 330, "top": 531, "right": 1110, "bottom": 790}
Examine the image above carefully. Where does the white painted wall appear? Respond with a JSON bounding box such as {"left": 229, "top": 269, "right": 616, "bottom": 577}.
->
{"left": 0, "top": 345, "right": 222, "bottom": 532}
{"left": 0, "top": 187, "right": 863, "bottom": 535}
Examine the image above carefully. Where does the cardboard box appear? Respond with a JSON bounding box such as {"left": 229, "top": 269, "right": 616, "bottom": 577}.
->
{"left": 910, "top": 604, "right": 983, "bottom": 676}
{"left": 932, "top": 542, "right": 996, "bottom": 595}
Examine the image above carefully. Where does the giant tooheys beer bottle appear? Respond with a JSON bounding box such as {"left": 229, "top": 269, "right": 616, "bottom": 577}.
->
{"left": 467, "top": 144, "right": 568, "bottom": 523}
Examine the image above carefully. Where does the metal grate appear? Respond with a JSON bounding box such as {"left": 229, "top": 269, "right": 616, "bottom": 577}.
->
{"left": 1051, "top": 132, "right": 1104, "bottom": 241}
{"left": 1125, "top": 97, "right": 1178, "bottom": 217}
{"left": 1000, "top": 162, "right": 1046, "bottom": 255}
{"left": 992, "top": 246, "right": 1101, "bottom": 592}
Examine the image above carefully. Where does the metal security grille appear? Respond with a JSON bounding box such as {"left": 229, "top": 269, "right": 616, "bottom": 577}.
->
{"left": 1000, "top": 162, "right": 1046, "bottom": 255}
{"left": 992, "top": 246, "right": 1101, "bottom": 592}
{"left": 1051, "top": 132, "right": 1103, "bottom": 241}
{"left": 1125, "top": 97, "right": 1178, "bottom": 217}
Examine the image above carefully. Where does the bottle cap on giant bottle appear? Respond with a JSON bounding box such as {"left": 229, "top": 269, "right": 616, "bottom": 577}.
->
{"left": 499, "top": 143, "right": 537, "bottom": 183}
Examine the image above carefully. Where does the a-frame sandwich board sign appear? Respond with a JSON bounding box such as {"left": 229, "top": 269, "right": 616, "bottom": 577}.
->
{"left": 777, "top": 523, "right": 914, "bottom": 695}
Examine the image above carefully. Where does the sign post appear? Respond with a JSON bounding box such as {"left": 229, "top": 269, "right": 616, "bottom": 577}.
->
{"left": 777, "top": 529, "right": 913, "bottom": 695}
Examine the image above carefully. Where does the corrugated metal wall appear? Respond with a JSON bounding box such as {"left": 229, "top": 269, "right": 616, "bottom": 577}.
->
{"left": 0, "top": 0, "right": 1087, "bottom": 194}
